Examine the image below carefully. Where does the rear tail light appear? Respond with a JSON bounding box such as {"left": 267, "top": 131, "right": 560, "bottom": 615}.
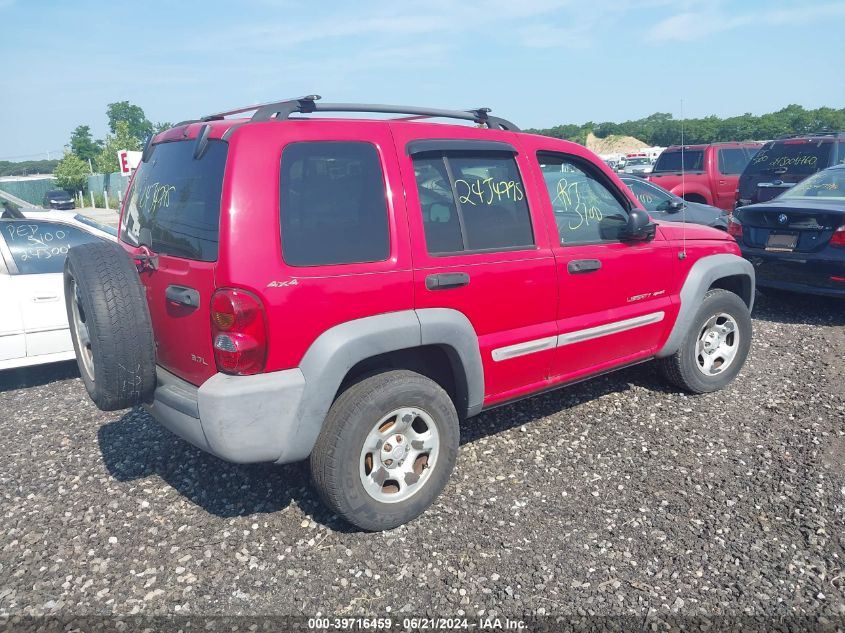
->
{"left": 830, "top": 225, "right": 845, "bottom": 248}
{"left": 727, "top": 216, "right": 743, "bottom": 241}
{"left": 210, "top": 289, "right": 267, "bottom": 375}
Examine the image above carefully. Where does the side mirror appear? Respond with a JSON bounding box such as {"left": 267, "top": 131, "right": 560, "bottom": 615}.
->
{"left": 666, "top": 199, "right": 685, "bottom": 213}
{"left": 621, "top": 208, "right": 657, "bottom": 242}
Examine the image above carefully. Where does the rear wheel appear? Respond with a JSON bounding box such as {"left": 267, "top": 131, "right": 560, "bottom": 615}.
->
{"left": 659, "top": 289, "right": 752, "bottom": 393}
{"left": 64, "top": 241, "right": 157, "bottom": 411}
{"left": 310, "top": 370, "right": 459, "bottom": 531}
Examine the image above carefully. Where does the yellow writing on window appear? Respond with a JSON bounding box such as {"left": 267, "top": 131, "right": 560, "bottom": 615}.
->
{"left": 455, "top": 178, "right": 524, "bottom": 206}
{"left": 553, "top": 178, "right": 603, "bottom": 230}
{"left": 137, "top": 181, "right": 176, "bottom": 213}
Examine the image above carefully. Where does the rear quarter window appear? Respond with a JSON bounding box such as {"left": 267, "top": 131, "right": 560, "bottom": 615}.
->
{"left": 120, "top": 139, "right": 227, "bottom": 261}
{"left": 279, "top": 142, "right": 390, "bottom": 267}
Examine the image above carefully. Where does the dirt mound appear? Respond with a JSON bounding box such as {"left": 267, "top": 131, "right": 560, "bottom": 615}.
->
{"left": 585, "top": 131, "right": 647, "bottom": 155}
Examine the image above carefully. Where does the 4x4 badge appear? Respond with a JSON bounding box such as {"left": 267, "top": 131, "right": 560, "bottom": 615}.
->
{"left": 266, "top": 279, "right": 299, "bottom": 288}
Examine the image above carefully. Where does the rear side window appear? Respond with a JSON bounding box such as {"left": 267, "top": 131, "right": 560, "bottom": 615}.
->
{"left": 653, "top": 150, "right": 704, "bottom": 173}
{"left": 412, "top": 151, "right": 534, "bottom": 254}
{"left": 279, "top": 142, "right": 389, "bottom": 267}
{"left": 2, "top": 220, "right": 103, "bottom": 275}
{"left": 718, "top": 148, "right": 754, "bottom": 175}
{"left": 120, "top": 139, "right": 227, "bottom": 261}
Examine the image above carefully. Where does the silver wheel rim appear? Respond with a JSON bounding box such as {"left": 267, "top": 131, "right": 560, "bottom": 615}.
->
{"left": 69, "top": 278, "right": 95, "bottom": 382}
{"left": 359, "top": 407, "right": 440, "bottom": 504}
{"left": 694, "top": 312, "right": 739, "bottom": 377}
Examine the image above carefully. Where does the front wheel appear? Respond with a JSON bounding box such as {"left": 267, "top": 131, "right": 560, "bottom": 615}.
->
{"left": 310, "top": 370, "right": 459, "bottom": 531}
{"left": 659, "top": 289, "right": 752, "bottom": 393}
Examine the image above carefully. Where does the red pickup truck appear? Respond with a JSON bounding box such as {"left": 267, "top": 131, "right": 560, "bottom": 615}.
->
{"left": 648, "top": 142, "right": 762, "bottom": 211}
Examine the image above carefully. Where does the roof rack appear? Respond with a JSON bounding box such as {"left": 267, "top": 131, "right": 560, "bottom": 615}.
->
{"left": 198, "top": 94, "right": 520, "bottom": 131}
{"left": 776, "top": 131, "right": 843, "bottom": 139}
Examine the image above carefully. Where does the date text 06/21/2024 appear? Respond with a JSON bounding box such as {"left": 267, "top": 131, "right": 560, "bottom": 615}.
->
{"left": 307, "top": 617, "right": 527, "bottom": 630}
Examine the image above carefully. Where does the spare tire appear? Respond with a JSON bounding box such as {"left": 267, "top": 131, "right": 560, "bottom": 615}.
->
{"left": 64, "top": 241, "right": 156, "bottom": 411}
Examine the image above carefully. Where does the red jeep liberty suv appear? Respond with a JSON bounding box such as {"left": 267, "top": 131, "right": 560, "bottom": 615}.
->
{"left": 65, "top": 96, "right": 755, "bottom": 531}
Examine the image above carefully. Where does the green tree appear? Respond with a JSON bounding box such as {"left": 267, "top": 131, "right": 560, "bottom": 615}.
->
{"left": 152, "top": 121, "right": 172, "bottom": 134}
{"left": 106, "top": 100, "right": 152, "bottom": 143}
{"left": 95, "top": 120, "right": 142, "bottom": 173}
{"left": 53, "top": 151, "right": 89, "bottom": 193}
{"left": 527, "top": 105, "right": 845, "bottom": 147}
{"left": 69, "top": 125, "right": 102, "bottom": 162}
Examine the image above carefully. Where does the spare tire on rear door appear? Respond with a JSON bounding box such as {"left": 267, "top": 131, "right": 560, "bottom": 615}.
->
{"left": 64, "top": 241, "right": 157, "bottom": 411}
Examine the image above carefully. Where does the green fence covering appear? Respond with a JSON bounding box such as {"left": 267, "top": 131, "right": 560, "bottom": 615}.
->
{"left": 0, "top": 177, "right": 56, "bottom": 205}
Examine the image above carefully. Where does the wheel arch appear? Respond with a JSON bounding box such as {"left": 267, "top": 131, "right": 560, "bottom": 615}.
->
{"left": 275, "top": 308, "right": 483, "bottom": 464}
{"left": 656, "top": 253, "right": 755, "bottom": 359}
{"left": 670, "top": 184, "right": 711, "bottom": 205}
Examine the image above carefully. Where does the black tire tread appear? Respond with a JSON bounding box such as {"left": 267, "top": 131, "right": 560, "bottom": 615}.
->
{"left": 65, "top": 241, "right": 156, "bottom": 410}
{"left": 310, "top": 370, "right": 459, "bottom": 531}
{"left": 658, "top": 288, "right": 751, "bottom": 394}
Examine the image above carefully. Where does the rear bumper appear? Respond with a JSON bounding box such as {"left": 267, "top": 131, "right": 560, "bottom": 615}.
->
{"left": 741, "top": 248, "right": 845, "bottom": 297}
{"left": 144, "top": 366, "right": 306, "bottom": 464}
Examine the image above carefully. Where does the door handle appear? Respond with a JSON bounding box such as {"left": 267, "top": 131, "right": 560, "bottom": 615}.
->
{"left": 166, "top": 285, "right": 200, "bottom": 308}
{"left": 425, "top": 272, "right": 470, "bottom": 290}
{"left": 567, "top": 259, "right": 602, "bottom": 274}
{"left": 32, "top": 295, "right": 59, "bottom": 302}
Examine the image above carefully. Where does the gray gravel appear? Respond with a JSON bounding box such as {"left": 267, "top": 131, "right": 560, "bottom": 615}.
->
{"left": 0, "top": 292, "right": 843, "bottom": 628}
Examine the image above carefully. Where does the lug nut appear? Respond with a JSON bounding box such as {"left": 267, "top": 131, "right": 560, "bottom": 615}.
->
{"left": 384, "top": 443, "right": 392, "bottom": 452}
{"left": 384, "top": 459, "right": 393, "bottom": 466}
{"left": 396, "top": 436, "right": 403, "bottom": 443}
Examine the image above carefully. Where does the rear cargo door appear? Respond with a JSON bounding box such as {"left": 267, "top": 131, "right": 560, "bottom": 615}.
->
{"left": 119, "top": 139, "right": 228, "bottom": 386}
{"left": 738, "top": 139, "right": 834, "bottom": 205}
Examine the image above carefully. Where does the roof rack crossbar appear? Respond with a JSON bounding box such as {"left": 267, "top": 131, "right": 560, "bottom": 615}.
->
{"left": 776, "top": 131, "right": 840, "bottom": 139}
{"left": 281, "top": 103, "right": 519, "bottom": 131}
{"left": 203, "top": 95, "right": 322, "bottom": 121}
{"left": 192, "top": 95, "right": 520, "bottom": 131}
{"left": 238, "top": 96, "right": 519, "bottom": 131}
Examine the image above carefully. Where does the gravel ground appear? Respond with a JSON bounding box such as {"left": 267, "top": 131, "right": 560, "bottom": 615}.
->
{"left": 0, "top": 292, "right": 843, "bottom": 630}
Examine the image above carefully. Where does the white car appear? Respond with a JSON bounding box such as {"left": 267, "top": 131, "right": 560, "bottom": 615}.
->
{"left": 622, "top": 156, "right": 654, "bottom": 175}
{"left": 0, "top": 209, "right": 116, "bottom": 370}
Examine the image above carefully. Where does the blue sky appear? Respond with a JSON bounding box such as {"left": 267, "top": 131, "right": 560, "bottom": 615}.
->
{"left": 1, "top": 0, "right": 843, "bottom": 160}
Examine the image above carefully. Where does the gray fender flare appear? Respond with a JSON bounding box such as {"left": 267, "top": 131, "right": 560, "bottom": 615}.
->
{"left": 656, "top": 253, "right": 755, "bottom": 359}
{"left": 275, "top": 308, "right": 484, "bottom": 464}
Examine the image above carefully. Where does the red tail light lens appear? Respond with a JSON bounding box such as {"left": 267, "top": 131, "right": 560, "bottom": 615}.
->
{"left": 830, "top": 225, "right": 845, "bottom": 248}
{"left": 727, "top": 217, "right": 743, "bottom": 240}
{"left": 210, "top": 289, "right": 267, "bottom": 375}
